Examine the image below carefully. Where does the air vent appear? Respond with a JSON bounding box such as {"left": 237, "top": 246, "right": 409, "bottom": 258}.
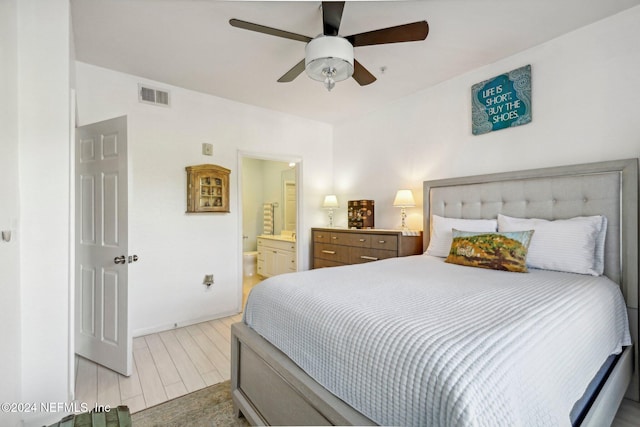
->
{"left": 138, "top": 84, "right": 170, "bottom": 107}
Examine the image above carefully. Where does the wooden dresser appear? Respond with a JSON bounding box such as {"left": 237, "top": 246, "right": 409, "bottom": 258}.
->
{"left": 312, "top": 228, "right": 423, "bottom": 269}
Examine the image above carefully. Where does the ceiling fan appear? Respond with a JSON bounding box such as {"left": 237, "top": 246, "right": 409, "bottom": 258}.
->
{"left": 229, "top": 2, "right": 429, "bottom": 91}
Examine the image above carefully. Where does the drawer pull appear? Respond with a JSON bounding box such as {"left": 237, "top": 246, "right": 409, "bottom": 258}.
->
{"left": 360, "top": 255, "right": 378, "bottom": 261}
{"left": 378, "top": 240, "right": 386, "bottom": 244}
{"left": 331, "top": 236, "right": 338, "bottom": 240}
{"left": 359, "top": 238, "right": 366, "bottom": 242}
{"left": 317, "top": 235, "right": 323, "bottom": 238}
{"left": 322, "top": 250, "right": 336, "bottom": 255}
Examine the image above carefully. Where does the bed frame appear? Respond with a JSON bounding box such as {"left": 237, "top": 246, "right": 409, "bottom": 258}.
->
{"left": 231, "top": 158, "right": 638, "bottom": 426}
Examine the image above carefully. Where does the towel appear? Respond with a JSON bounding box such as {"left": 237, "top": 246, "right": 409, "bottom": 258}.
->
{"left": 263, "top": 203, "right": 274, "bottom": 235}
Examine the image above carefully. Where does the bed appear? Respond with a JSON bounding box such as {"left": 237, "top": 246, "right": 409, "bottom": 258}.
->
{"left": 231, "top": 158, "right": 639, "bottom": 426}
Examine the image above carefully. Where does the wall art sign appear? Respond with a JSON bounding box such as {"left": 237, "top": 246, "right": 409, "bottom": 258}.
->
{"left": 472, "top": 64, "right": 531, "bottom": 135}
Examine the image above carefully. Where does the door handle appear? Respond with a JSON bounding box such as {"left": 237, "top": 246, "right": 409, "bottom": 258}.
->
{"left": 114, "top": 255, "right": 126, "bottom": 264}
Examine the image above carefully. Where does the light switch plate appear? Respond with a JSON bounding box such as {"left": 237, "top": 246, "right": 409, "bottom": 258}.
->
{"left": 202, "top": 143, "right": 213, "bottom": 156}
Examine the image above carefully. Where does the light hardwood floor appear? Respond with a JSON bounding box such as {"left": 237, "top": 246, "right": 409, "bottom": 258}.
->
{"left": 74, "top": 274, "right": 264, "bottom": 414}
{"left": 74, "top": 313, "right": 242, "bottom": 414}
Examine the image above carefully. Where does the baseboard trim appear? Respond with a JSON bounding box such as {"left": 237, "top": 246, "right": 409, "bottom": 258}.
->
{"left": 132, "top": 310, "right": 241, "bottom": 337}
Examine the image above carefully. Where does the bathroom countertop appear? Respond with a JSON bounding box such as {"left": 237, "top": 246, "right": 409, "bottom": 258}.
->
{"left": 258, "top": 234, "right": 296, "bottom": 242}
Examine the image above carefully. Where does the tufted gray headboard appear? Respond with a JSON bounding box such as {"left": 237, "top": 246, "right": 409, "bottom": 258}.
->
{"left": 423, "top": 158, "right": 639, "bottom": 399}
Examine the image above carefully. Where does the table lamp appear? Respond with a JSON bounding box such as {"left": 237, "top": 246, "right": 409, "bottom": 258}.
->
{"left": 393, "top": 189, "right": 415, "bottom": 230}
{"left": 323, "top": 195, "right": 339, "bottom": 227}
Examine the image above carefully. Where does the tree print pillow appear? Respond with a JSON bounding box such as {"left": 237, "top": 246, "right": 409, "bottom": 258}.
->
{"left": 445, "top": 229, "right": 534, "bottom": 273}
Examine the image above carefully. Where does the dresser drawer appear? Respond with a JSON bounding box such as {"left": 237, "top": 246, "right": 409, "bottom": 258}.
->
{"left": 313, "top": 258, "right": 345, "bottom": 269}
{"left": 328, "top": 232, "right": 348, "bottom": 245}
{"left": 314, "top": 243, "right": 350, "bottom": 264}
{"left": 349, "top": 247, "right": 397, "bottom": 264}
{"left": 312, "top": 230, "right": 331, "bottom": 244}
{"left": 346, "top": 233, "right": 371, "bottom": 247}
{"left": 370, "top": 234, "right": 398, "bottom": 250}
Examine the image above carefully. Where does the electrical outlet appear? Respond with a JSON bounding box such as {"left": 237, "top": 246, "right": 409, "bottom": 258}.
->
{"left": 203, "top": 274, "right": 214, "bottom": 286}
{"left": 202, "top": 143, "right": 213, "bottom": 156}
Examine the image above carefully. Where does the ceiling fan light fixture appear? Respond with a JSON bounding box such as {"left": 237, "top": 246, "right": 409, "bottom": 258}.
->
{"left": 323, "top": 75, "right": 336, "bottom": 91}
{"left": 305, "top": 36, "right": 354, "bottom": 91}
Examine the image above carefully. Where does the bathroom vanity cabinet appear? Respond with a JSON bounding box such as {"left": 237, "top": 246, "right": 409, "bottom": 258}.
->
{"left": 185, "top": 164, "right": 230, "bottom": 213}
{"left": 257, "top": 236, "right": 296, "bottom": 278}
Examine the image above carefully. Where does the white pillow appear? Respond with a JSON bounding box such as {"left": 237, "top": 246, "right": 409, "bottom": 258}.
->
{"left": 497, "top": 214, "right": 607, "bottom": 276}
{"left": 425, "top": 215, "right": 498, "bottom": 257}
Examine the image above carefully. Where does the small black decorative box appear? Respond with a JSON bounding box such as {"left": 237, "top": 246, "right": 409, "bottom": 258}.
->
{"left": 348, "top": 200, "right": 375, "bottom": 229}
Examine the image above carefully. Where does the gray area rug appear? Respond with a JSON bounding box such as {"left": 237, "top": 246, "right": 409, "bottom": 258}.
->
{"left": 131, "top": 380, "right": 249, "bottom": 427}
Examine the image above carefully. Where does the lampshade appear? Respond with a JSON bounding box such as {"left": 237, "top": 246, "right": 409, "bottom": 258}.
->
{"left": 305, "top": 36, "right": 354, "bottom": 92}
{"left": 393, "top": 190, "right": 416, "bottom": 207}
{"left": 323, "top": 194, "right": 339, "bottom": 208}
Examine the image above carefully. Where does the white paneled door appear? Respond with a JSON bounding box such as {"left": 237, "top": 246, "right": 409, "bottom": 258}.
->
{"left": 284, "top": 180, "right": 296, "bottom": 232}
{"left": 75, "top": 116, "right": 132, "bottom": 376}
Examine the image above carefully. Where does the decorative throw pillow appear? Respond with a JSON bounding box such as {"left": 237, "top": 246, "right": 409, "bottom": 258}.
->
{"left": 445, "top": 229, "right": 534, "bottom": 273}
{"left": 425, "top": 215, "right": 498, "bottom": 257}
{"left": 497, "top": 214, "right": 607, "bottom": 276}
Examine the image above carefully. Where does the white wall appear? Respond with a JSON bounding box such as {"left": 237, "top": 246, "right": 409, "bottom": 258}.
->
{"left": 333, "top": 6, "right": 640, "bottom": 231}
{"left": 75, "top": 62, "right": 333, "bottom": 335}
{"left": 0, "top": 1, "right": 22, "bottom": 425}
{"left": 15, "top": 0, "right": 72, "bottom": 425}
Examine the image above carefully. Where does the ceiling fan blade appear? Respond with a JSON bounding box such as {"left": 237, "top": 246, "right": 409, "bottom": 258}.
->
{"left": 277, "top": 59, "right": 306, "bottom": 83}
{"left": 346, "top": 21, "right": 429, "bottom": 47}
{"left": 229, "top": 18, "right": 312, "bottom": 43}
{"left": 352, "top": 60, "right": 376, "bottom": 86}
{"left": 322, "top": 1, "right": 345, "bottom": 36}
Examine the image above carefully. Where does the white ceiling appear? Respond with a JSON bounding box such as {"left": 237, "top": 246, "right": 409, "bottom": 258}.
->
{"left": 71, "top": 0, "right": 640, "bottom": 124}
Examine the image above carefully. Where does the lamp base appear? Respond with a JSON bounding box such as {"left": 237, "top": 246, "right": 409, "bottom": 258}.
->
{"left": 400, "top": 207, "right": 408, "bottom": 230}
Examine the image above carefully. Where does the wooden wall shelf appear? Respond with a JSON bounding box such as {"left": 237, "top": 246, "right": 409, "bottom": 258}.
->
{"left": 186, "top": 164, "right": 230, "bottom": 213}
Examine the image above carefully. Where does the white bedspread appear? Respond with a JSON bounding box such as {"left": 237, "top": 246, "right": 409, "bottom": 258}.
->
{"left": 244, "top": 255, "right": 631, "bottom": 427}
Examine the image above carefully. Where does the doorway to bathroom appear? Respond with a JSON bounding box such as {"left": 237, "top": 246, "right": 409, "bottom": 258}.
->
{"left": 239, "top": 152, "right": 300, "bottom": 306}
